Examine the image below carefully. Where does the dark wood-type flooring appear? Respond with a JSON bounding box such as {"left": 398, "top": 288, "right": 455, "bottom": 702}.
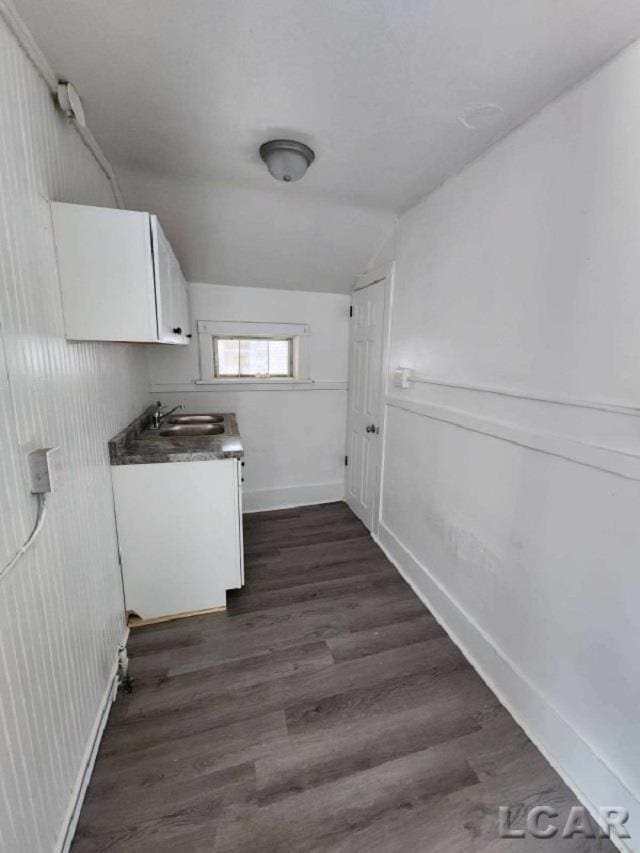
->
{"left": 73, "top": 502, "right": 614, "bottom": 852}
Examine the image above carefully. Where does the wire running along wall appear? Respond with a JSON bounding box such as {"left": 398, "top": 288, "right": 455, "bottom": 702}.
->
{"left": 0, "top": 16, "right": 148, "bottom": 851}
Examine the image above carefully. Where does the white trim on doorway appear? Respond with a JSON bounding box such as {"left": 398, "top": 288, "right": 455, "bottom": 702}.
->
{"left": 346, "top": 262, "right": 395, "bottom": 535}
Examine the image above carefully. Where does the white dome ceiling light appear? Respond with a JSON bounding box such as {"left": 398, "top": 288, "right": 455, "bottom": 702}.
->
{"left": 458, "top": 102, "right": 505, "bottom": 131}
{"left": 259, "top": 139, "right": 315, "bottom": 182}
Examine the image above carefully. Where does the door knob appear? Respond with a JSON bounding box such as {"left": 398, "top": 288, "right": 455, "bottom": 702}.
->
{"left": 173, "top": 326, "right": 182, "bottom": 334}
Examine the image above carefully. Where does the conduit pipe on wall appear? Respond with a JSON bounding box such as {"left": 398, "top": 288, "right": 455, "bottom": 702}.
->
{"left": 0, "top": 0, "right": 124, "bottom": 207}
{"left": 392, "top": 367, "right": 640, "bottom": 418}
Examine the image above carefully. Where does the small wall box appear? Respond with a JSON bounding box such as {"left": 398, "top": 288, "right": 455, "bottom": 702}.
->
{"left": 393, "top": 367, "right": 413, "bottom": 388}
{"left": 51, "top": 202, "right": 191, "bottom": 345}
{"left": 28, "top": 448, "right": 57, "bottom": 494}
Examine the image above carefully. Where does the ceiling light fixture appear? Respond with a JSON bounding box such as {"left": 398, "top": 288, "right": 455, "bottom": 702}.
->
{"left": 458, "top": 103, "right": 505, "bottom": 131}
{"left": 259, "top": 139, "right": 315, "bottom": 182}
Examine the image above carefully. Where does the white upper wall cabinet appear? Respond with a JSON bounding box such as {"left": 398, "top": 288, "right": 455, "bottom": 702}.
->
{"left": 51, "top": 202, "right": 191, "bottom": 344}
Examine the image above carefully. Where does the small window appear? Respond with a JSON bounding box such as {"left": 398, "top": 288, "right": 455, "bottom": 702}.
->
{"left": 197, "top": 320, "right": 310, "bottom": 384}
{"left": 213, "top": 337, "right": 293, "bottom": 379}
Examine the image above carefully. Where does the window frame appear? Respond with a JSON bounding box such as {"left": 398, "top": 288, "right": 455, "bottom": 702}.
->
{"left": 212, "top": 335, "right": 294, "bottom": 379}
{"left": 196, "top": 320, "right": 311, "bottom": 386}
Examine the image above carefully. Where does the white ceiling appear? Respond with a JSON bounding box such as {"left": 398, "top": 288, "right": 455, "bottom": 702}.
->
{"left": 117, "top": 166, "right": 393, "bottom": 293}
{"left": 13, "top": 0, "right": 640, "bottom": 290}
{"left": 15, "top": 0, "right": 640, "bottom": 209}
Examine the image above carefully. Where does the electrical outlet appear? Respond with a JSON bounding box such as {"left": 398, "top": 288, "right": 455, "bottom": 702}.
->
{"left": 28, "top": 447, "right": 58, "bottom": 494}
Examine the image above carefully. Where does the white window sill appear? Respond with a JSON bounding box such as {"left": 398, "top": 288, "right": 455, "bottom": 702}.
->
{"left": 194, "top": 378, "right": 314, "bottom": 388}
{"left": 150, "top": 379, "right": 348, "bottom": 393}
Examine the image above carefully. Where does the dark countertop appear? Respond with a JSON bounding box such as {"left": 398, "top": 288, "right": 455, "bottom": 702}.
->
{"left": 109, "top": 407, "right": 244, "bottom": 465}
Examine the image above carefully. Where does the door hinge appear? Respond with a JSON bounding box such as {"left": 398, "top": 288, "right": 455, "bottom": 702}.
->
{"left": 344, "top": 455, "right": 348, "bottom": 466}
{"left": 349, "top": 305, "right": 353, "bottom": 318}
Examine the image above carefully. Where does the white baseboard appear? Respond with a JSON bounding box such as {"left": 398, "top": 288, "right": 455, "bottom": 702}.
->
{"left": 56, "top": 632, "right": 127, "bottom": 853}
{"left": 375, "top": 521, "right": 637, "bottom": 852}
{"left": 243, "top": 481, "right": 344, "bottom": 513}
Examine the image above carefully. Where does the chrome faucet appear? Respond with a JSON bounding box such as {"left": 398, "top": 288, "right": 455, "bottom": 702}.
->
{"left": 151, "top": 401, "right": 184, "bottom": 430}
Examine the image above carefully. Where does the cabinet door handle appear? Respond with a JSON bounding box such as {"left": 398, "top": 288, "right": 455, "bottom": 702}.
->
{"left": 172, "top": 326, "right": 182, "bottom": 334}
{"left": 366, "top": 424, "right": 376, "bottom": 433}
{"left": 186, "top": 333, "right": 192, "bottom": 338}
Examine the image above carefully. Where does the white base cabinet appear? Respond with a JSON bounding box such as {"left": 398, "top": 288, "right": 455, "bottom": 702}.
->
{"left": 111, "top": 459, "right": 243, "bottom": 621}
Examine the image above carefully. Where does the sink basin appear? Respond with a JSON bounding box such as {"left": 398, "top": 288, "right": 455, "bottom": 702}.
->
{"left": 159, "top": 423, "right": 225, "bottom": 437}
{"left": 167, "top": 413, "right": 224, "bottom": 424}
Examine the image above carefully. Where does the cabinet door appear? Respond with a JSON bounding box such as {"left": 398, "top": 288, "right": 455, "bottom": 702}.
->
{"left": 236, "top": 460, "right": 245, "bottom": 586}
{"left": 152, "top": 216, "right": 190, "bottom": 345}
{"left": 170, "top": 252, "right": 191, "bottom": 340}
{"left": 112, "top": 459, "right": 241, "bottom": 620}
{"left": 151, "top": 216, "right": 179, "bottom": 343}
{"left": 52, "top": 203, "right": 157, "bottom": 342}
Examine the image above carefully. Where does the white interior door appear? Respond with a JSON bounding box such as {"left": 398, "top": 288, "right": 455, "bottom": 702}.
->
{"left": 346, "top": 278, "right": 386, "bottom": 531}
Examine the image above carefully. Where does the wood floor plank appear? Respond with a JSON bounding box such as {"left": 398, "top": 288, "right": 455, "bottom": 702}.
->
{"left": 243, "top": 556, "right": 393, "bottom": 593}
{"left": 132, "top": 641, "right": 334, "bottom": 709}
{"left": 73, "top": 502, "right": 613, "bottom": 852}
{"left": 73, "top": 761, "right": 253, "bottom": 852}
{"left": 125, "top": 593, "right": 428, "bottom": 681}
{"left": 227, "top": 569, "right": 406, "bottom": 614}
{"left": 326, "top": 612, "right": 444, "bottom": 661}
{"left": 109, "top": 636, "right": 466, "bottom": 759}
{"left": 247, "top": 536, "right": 383, "bottom": 568}
{"left": 214, "top": 744, "right": 479, "bottom": 852}
{"left": 256, "top": 685, "right": 502, "bottom": 801}
{"left": 284, "top": 664, "right": 489, "bottom": 737}
{"left": 92, "top": 711, "right": 288, "bottom": 798}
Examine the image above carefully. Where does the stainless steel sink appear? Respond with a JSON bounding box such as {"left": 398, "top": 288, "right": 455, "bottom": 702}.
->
{"left": 159, "top": 423, "right": 225, "bottom": 437}
{"left": 167, "top": 413, "right": 224, "bottom": 424}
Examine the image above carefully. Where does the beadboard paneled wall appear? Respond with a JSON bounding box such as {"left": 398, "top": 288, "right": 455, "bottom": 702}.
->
{"left": 0, "top": 16, "right": 148, "bottom": 852}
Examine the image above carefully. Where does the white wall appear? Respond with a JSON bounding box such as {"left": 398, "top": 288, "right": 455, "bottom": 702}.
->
{"left": 147, "top": 282, "right": 350, "bottom": 511}
{"left": 0, "top": 15, "right": 148, "bottom": 852}
{"left": 118, "top": 166, "right": 393, "bottom": 294}
{"left": 379, "top": 41, "right": 640, "bottom": 846}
